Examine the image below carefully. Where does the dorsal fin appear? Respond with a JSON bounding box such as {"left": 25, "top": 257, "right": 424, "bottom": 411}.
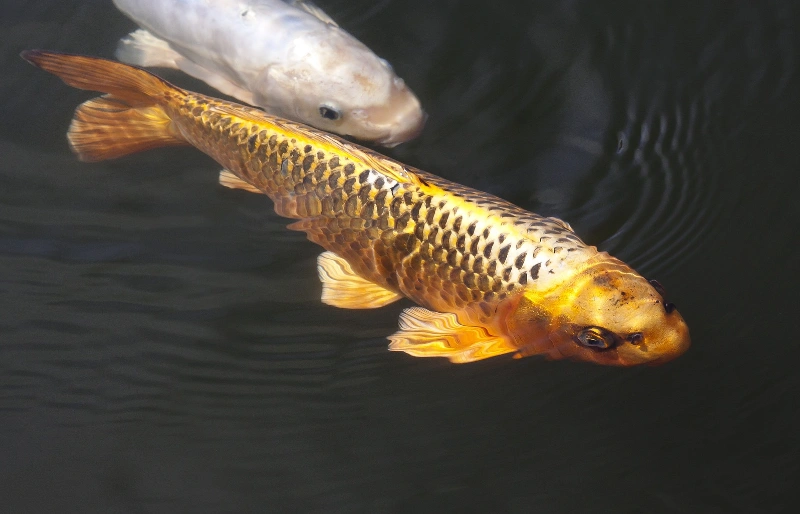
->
{"left": 315, "top": 132, "right": 417, "bottom": 186}
{"left": 289, "top": 0, "right": 339, "bottom": 26}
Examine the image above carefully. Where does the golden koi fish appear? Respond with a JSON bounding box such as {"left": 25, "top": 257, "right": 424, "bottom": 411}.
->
{"left": 22, "top": 50, "right": 690, "bottom": 366}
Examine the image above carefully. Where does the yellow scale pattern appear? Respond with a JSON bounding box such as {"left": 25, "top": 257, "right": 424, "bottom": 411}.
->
{"left": 170, "top": 94, "right": 593, "bottom": 318}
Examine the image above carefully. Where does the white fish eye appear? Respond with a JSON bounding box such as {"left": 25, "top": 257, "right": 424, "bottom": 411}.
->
{"left": 319, "top": 105, "right": 341, "bottom": 121}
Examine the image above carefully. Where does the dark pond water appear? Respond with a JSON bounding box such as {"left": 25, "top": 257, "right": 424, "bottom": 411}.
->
{"left": 1, "top": 0, "right": 798, "bottom": 512}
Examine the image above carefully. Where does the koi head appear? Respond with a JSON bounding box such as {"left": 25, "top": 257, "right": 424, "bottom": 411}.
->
{"left": 506, "top": 253, "right": 690, "bottom": 366}
{"left": 255, "top": 27, "right": 425, "bottom": 146}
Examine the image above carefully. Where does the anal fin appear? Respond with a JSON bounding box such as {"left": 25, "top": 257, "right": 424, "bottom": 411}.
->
{"left": 388, "top": 307, "right": 516, "bottom": 363}
{"left": 318, "top": 251, "right": 401, "bottom": 309}
{"left": 219, "top": 169, "right": 264, "bottom": 194}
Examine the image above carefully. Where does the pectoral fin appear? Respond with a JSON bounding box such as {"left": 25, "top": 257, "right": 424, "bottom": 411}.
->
{"left": 218, "top": 170, "right": 265, "bottom": 194}
{"left": 317, "top": 251, "right": 402, "bottom": 309}
{"left": 116, "top": 29, "right": 182, "bottom": 69}
{"left": 388, "top": 307, "right": 516, "bottom": 363}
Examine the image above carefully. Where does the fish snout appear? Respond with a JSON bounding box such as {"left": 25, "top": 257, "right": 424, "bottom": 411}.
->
{"left": 358, "top": 81, "right": 426, "bottom": 146}
{"left": 616, "top": 306, "right": 691, "bottom": 365}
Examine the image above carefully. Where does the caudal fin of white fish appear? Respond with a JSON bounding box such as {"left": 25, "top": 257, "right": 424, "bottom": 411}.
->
{"left": 116, "top": 29, "right": 181, "bottom": 68}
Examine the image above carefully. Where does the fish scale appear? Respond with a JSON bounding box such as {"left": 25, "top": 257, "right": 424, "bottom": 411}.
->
{"left": 168, "top": 94, "right": 594, "bottom": 319}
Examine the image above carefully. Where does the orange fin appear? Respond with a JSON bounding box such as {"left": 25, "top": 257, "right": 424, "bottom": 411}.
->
{"left": 317, "top": 251, "right": 402, "bottom": 309}
{"left": 21, "top": 50, "right": 187, "bottom": 161}
{"left": 66, "top": 96, "right": 186, "bottom": 161}
{"left": 219, "top": 170, "right": 265, "bottom": 194}
{"left": 388, "top": 307, "right": 516, "bottom": 363}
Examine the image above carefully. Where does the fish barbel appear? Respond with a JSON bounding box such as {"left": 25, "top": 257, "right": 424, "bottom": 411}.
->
{"left": 113, "top": 0, "right": 425, "bottom": 145}
{"left": 22, "top": 50, "right": 690, "bottom": 365}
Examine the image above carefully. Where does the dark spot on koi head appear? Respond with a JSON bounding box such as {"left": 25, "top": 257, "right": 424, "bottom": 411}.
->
{"left": 593, "top": 273, "right": 612, "bottom": 287}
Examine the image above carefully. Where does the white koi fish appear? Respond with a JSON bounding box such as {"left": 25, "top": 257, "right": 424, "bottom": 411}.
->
{"left": 113, "top": 0, "right": 426, "bottom": 145}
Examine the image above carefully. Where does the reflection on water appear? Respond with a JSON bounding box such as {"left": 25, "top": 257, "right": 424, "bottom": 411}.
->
{"left": 1, "top": 0, "right": 799, "bottom": 511}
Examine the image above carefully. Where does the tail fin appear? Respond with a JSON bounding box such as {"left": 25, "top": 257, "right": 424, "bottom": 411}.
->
{"left": 21, "top": 50, "right": 188, "bottom": 161}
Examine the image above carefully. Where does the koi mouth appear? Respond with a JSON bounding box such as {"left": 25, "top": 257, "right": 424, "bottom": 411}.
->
{"left": 360, "top": 86, "right": 427, "bottom": 146}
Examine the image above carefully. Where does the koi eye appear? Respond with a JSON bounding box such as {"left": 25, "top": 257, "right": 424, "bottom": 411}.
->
{"left": 319, "top": 105, "right": 341, "bottom": 121}
{"left": 628, "top": 332, "right": 644, "bottom": 345}
{"left": 576, "top": 327, "right": 616, "bottom": 350}
{"left": 664, "top": 302, "right": 676, "bottom": 314}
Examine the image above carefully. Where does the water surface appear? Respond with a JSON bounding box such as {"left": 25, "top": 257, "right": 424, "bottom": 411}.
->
{"left": 1, "top": 0, "right": 798, "bottom": 512}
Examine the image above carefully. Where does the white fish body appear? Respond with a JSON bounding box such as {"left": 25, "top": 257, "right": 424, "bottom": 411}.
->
{"left": 112, "top": 0, "right": 425, "bottom": 145}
